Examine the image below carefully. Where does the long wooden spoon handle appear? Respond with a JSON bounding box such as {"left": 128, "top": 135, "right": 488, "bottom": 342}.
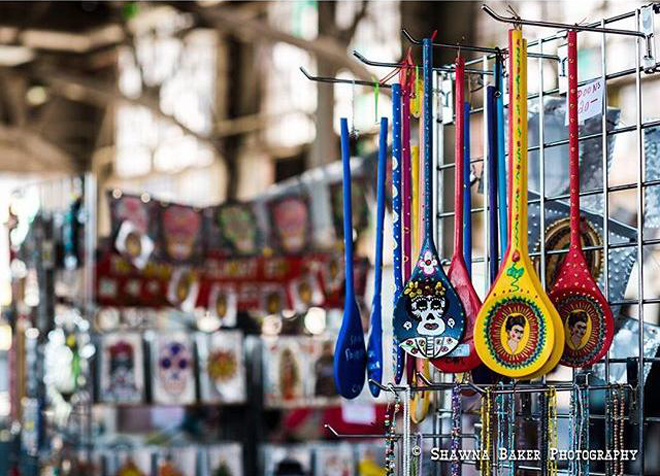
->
{"left": 567, "top": 30, "right": 581, "bottom": 248}
{"left": 422, "top": 38, "right": 434, "bottom": 242}
{"left": 374, "top": 118, "right": 388, "bottom": 303}
{"left": 495, "top": 54, "right": 508, "bottom": 256}
{"left": 508, "top": 29, "right": 529, "bottom": 254}
{"left": 453, "top": 56, "right": 466, "bottom": 261}
{"left": 340, "top": 118, "right": 355, "bottom": 298}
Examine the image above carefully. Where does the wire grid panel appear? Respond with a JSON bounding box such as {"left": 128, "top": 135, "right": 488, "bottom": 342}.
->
{"left": 432, "top": 6, "right": 659, "bottom": 476}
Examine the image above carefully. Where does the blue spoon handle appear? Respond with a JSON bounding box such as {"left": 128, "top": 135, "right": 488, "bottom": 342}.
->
{"left": 463, "top": 101, "right": 472, "bottom": 276}
{"left": 495, "top": 55, "right": 508, "bottom": 256}
{"left": 333, "top": 118, "right": 366, "bottom": 399}
{"left": 486, "top": 86, "right": 500, "bottom": 284}
{"left": 367, "top": 118, "right": 388, "bottom": 396}
{"left": 391, "top": 84, "right": 405, "bottom": 384}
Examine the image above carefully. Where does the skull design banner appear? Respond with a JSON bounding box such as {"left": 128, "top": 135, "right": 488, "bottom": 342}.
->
{"left": 151, "top": 332, "right": 196, "bottom": 405}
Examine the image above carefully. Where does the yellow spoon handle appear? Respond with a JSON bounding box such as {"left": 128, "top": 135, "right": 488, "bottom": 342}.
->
{"left": 510, "top": 29, "right": 529, "bottom": 255}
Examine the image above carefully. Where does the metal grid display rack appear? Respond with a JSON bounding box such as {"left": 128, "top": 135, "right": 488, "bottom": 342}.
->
{"left": 304, "top": 3, "right": 660, "bottom": 476}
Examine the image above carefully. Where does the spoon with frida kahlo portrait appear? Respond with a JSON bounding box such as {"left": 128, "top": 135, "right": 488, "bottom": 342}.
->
{"left": 549, "top": 30, "right": 614, "bottom": 368}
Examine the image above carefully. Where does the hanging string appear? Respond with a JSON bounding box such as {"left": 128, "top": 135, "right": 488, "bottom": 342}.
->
{"left": 374, "top": 80, "right": 380, "bottom": 124}
{"left": 351, "top": 79, "right": 358, "bottom": 139}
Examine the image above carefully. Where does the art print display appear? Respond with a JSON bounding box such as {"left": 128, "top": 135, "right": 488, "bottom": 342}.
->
{"left": 99, "top": 333, "right": 145, "bottom": 404}
{"left": 167, "top": 268, "right": 200, "bottom": 312}
{"left": 160, "top": 204, "right": 204, "bottom": 264}
{"left": 109, "top": 193, "right": 157, "bottom": 238}
{"left": 204, "top": 443, "right": 243, "bottom": 476}
{"left": 115, "top": 220, "right": 154, "bottom": 270}
{"left": 263, "top": 337, "right": 309, "bottom": 407}
{"left": 208, "top": 284, "right": 237, "bottom": 327}
{"left": 197, "top": 331, "right": 246, "bottom": 404}
{"left": 313, "top": 444, "right": 355, "bottom": 476}
{"left": 287, "top": 272, "right": 323, "bottom": 313}
{"left": 260, "top": 285, "right": 288, "bottom": 316}
{"left": 310, "top": 339, "right": 338, "bottom": 400}
{"left": 268, "top": 194, "right": 311, "bottom": 254}
{"left": 329, "top": 179, "right": 369, "bottom": 240}
{"left": 156, "top": 447, "right": 197, "bottom": 476}
{"left": 213, "top": 202, "right": 260, "bottom": 256}
{"left": 262, "top": 445, "right": 312, "bottom": 476}
{"left": 151, "top": 333, "right": 196, "bottom": 405}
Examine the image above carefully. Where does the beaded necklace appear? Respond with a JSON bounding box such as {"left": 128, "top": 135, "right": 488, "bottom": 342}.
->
{"left": 384, "top": 389, "right": 401, "bottom": 476}
{"left": 480, "top": 387, "right": 494, "bottom": 476}
{"left": 451, "top": 384, "right": 462, "bottom": 476}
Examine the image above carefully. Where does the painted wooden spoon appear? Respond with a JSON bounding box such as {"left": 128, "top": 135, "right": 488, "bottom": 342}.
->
{"left": 391, "top": 83, "right": 405, "bottom": 384}
{"left": 334, "top": 118, "right": 367, "bottom": 398}
{"left": 394, "top": 38, "right": 466, "bottom": 360}
{"left": 495, "top": 53, "right": 508, "bottom": 257}
{"left": 463, "top": 100, "right": 472, "bottom": 275}
{"left": 549, "top": 30, "right": 614, "bottom": 368}
{"left": 474, "top": 29, "right": 560, "bottom": 379}
{"left": 486, "top": 85, "right": 500, "bottom": 284}
{"left": 367, "top": 117, "right": 388, "bottom": 397}
{"left": 433, "top": 56, "right": 481, "bottom": 373}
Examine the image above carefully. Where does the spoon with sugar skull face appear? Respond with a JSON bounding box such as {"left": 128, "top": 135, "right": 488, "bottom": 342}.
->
{"left": 393, "top": 37, "right": 466, "bottom": 360}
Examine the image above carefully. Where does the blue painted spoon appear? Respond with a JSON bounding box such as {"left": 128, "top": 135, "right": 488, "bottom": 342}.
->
{"left": 393, "top": 38, "right": 466, "bottom": 360}
{"left": 486, "top": 86, "right": 500, "bottom": 283}
{"left": 391, "top": 83, "right": 405, "bottom": 384}
{"left": 463, "top": 101, "right": 472, "bottom": 276}
{"left": 495, "top": 53, "right": 508, "bottom": 257}
{"left": 334, "top": 118, "right": 367, "bottom": 399}
{"left": 367, "top": 117, "right": 388, "bottom": 397}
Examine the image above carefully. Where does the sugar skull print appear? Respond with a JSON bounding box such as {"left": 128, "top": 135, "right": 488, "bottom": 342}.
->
{"left": 158, "top": 340, "right": 192, "bottom": 396}
{"left": 399, "top": 278, "right": 460, "bottom": 358}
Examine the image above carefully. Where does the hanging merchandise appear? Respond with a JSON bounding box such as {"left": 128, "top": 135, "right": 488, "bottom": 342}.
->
{"left": 313, "top": 444, "right": 356, "bottom": 476}
{"left": 260, "top": 285, "right": 289, "bottom": 316}
{"left": 263, "top": 337, "right": 308, "bottom": 407}
{"left": 548, "top": 30, "right": 615, "bottom": 368}
{"left": 384, "top": 388, "right": 401, "bottom": 476}
{"left": 367, "top": 117, "right": 388, "bottom": 397}
{"left": 311, "top": 339, "right": 338, "bottom": 400}
{"left": 268, "top": 193, "right": 311, "bottom": 255}
{"left": 433, "top": 55, "right": 481, "bottom": 372}
{"left": 333, "top": 118, "right": 367, "bottom": 399}
{"left": 287, "top": 271, "right": 324, "bottom": 313}
{"left": 204, "top": 444, "right": 243, "bottom": 476}
{"left": 207, "top": 284, "right": 238, "bottom": 327}
{"left": 151, "top": 332, "right": 196, "bottom": 405}
{"left": 463, "top": 101, "right": 472, "bottom": 274}
{"left": 330, "top": 178, "right": 370, "bottom": 243}
{"left": 474, "top": 28, "right": 562, "bottom": 379}
{"left": 109, "top": 193, "right": 159, "bottom": 261}
{"left": 486, "top": 86, "right": 500, "bottom": 282}
{"left": 450, "top": 384, "right": 462, "bottom": 476}
{"left": 479, "top": 388, "right": 494, "bottom": 476}
{"left": 394, "top": 38, "right": 467, "bottom": 360}
{"left": 98, "top": 333, "right": 145, "bottom": 404}
{"left": 569, "top": 384, "right": 589, "bottom": 476}
{"left": 495, "top": 53, "right": 508, "bottom": 257}
{"left": 208, "top": 201, "right": 261, "bottom": 256}
{"left": 391, "top": 83, "right": 405, "bottom": 385}
{"left": 167, "top": 267, "right": 200, "bottom": 313}
{"left": 160, "top": 203, "right": 204, "bottom": 264}
{"left": 197, "top": 331, "right": 246, "bottom": 404}
{"left": 116, "top": 458, "right": 146, "bottom": 476}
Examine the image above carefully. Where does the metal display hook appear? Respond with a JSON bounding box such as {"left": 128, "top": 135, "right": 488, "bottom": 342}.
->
{"left": 481, "top": 4, "right": 647, "bottom": 38}
{"left": 401, "top": 28, "right": 560, "bottom": 61}
{"left": 353, "top": 49, "right": 494, "bottom": 76}
{"left": 299, "top": 66, "right": 392, "bottom": 89}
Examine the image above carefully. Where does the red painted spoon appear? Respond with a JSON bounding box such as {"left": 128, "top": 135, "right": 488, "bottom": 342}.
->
{"left": 549, "top": 30, "right": 614, "bottom": 367}
{"left": 433, "top": 55, "right": 482, "bottom": 373}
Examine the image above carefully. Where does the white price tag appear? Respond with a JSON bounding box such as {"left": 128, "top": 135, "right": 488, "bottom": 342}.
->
{"left": 341, "top": 402, "right": 377, "bottom": 425}
{"left": 565, "top": 77, "right": 604, "bottom": 126}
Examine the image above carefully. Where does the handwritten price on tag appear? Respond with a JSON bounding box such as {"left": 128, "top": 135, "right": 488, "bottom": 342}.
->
{"left": 565, "top": 78, "right": 604, "bottom": 125}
